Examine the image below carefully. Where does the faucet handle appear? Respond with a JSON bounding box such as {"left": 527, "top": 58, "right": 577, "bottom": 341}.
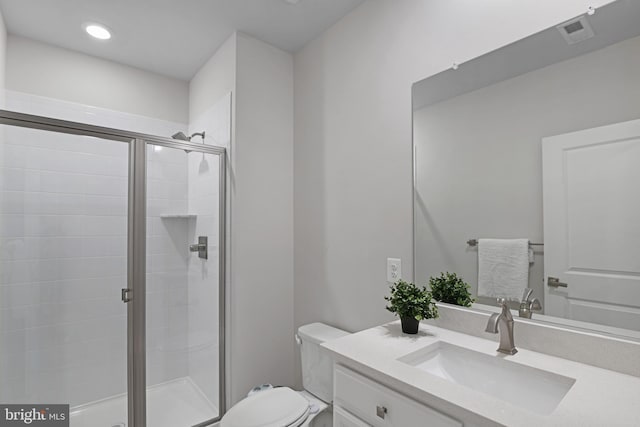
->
{"left": 530, "top": 298, "right": 542, "bottom": 311}
{"left": 521, "top": 288, "right": 533, "bottom": 303}
{"left": 496, "top": 297, "right": 516, "bottom": 321}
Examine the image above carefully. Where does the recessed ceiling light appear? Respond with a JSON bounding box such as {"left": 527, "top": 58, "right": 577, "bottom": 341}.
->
{"left": 283, "top": 0, "right": 301, "bottom": 4}
{"left": 84, "top": 23, "right": 111, "bottom": 40}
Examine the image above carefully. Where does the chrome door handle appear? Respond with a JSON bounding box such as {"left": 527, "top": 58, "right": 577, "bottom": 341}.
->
{"left": 376, "top": 405, "right": 387, "bottom": 419}
{"left": 547, "top": 277, "right": 568, "bottom": 288}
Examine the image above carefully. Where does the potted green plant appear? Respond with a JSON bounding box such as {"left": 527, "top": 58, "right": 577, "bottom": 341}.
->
{"left": 428, "top": 272, "right": 475, "bottom": 307}
{"left": 385, "top": 280, "right": 439, "bottom": 334}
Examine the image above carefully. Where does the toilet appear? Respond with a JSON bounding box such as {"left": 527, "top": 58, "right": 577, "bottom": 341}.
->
{"left": 221, "top": 323, "right": 349, "bottom": 427}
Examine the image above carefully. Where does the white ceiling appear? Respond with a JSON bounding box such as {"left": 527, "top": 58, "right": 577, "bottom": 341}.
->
{"left": 0, "top": 0, "right": 365, "bottom": 81}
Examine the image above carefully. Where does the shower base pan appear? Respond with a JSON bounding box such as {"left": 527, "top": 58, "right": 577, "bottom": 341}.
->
{"left": 70, "top": 377, "right": 217, "bottom": 427}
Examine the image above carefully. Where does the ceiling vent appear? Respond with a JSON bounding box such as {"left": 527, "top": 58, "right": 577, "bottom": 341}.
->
{"left": 557, "top": 15, "right": 595, "bottom": 45}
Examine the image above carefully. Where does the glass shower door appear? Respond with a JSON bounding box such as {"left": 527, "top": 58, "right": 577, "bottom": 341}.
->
{"left": 0, "top": 124, "right": 131, "bottom": 426}
{"left": 0, "top": 111, "right": 227, "bottom": 427}
{"left": 144, "top": 142, "right": 225, "bottom": 427}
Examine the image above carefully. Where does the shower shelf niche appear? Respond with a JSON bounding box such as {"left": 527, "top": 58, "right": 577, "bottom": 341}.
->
{"left": 160, "top": 214, "right": 198, "bottom": 219}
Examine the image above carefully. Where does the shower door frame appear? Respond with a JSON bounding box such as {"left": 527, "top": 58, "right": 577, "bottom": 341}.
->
{"left": 0, "top": 110, "right": 227, "bottom": 427}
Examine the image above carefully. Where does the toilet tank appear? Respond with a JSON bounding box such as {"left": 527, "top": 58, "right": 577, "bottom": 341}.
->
{"left": 297, "top": 323, "right": 349, "bottom": 402}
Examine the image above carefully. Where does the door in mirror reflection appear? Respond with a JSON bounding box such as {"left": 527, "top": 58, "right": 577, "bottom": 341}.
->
{"left": 542, "top": 119, "right": 640, "bottom": 330}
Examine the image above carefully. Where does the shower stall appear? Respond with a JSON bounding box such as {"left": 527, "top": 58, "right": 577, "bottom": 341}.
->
{"left": 0, "top": 110, "right": 226, "bottom": 427}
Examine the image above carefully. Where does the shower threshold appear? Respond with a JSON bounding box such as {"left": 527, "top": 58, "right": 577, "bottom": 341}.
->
{"left": 70, "top": 377, "right": 218, "bottom": 427}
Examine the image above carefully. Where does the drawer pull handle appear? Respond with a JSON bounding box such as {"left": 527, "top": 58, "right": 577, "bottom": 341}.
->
{"left": 376, "top": 405, "right": 387, "bottom": 419}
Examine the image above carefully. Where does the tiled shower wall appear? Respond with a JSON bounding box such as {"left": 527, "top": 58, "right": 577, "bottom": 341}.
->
{"left": 146, "top": 145, "right": 190, "bottom": 387}
{"left": 0, "top": 127, "right": 130, "bottom": 405}
{"left": 0, "top": 91, "right": 190, "bottom": 406}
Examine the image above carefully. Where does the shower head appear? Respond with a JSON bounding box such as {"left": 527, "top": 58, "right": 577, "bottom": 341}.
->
{"left": 172, "top": 131, "right": 190, "bottom": 141}
{"left": 171, "top": 131, "right": 205, "bottom": 142}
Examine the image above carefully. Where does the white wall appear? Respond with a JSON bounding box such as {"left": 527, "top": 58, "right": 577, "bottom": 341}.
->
{"left": 188, "top": 32, "right": 295, "bottom": 407}
{"left": 189, "top": 34, "right": 236, "bottom": 122}
{"left": 293, "top": 0, "right": 614, "bottom": 357}
{"left": 414, "top": 34, "right": 640, "bottom": 307}
{"left": 0, "top": 8, "right": 7, "bottom": 107}
{"left": 6, "top": 35, "right": 189, "bottom": 124}
{"left": 232, "top": 32, "right": 294, "bottom": 404}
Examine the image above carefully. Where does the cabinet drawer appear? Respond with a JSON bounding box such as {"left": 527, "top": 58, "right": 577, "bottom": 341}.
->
{"left": 334, "top": 365, "right": 462, "bottom": 427}
{"left": 334, "top": 406, "right": 371, "bottom": 427}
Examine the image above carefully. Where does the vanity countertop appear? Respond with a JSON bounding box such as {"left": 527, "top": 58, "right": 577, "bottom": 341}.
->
{"left": 322, "top": 321, "right": 640, "bottom": 427}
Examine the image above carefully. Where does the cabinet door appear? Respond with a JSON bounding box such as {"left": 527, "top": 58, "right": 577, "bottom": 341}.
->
{"left": 334, "top": 406, "right": 371, "bottom": 427}
{"left": 334, "top": 365, "right": 462, "bottom": 427}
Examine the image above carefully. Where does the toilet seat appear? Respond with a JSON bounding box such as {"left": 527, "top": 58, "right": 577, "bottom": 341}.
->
{"left": 221, "top": 387, "right": 311, "bottom": 427}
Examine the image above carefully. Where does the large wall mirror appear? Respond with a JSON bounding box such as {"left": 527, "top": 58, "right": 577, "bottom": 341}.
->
{"left": 412, "top": 0, "right": 640, "bottom": 340}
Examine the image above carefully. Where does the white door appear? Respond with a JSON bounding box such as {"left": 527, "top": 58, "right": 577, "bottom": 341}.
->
{"left": 542, "top": 119, "right": 640, "bottom": 331}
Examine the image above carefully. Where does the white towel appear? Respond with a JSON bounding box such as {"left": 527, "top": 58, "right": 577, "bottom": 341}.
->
{"left": 477, "top": 238, "right": 530, "bottom": 300}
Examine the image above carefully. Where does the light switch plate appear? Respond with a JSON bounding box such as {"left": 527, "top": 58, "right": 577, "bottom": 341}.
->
{"left": 387, "top": 258, "right": 401, "bottom": 283}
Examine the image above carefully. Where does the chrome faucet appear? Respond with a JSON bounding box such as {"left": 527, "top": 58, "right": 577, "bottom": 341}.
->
{"left": 485, "top": 298, "right": 517, "bottom": 355}
{"left": 518, "top": 288, "right": 542, "bottom": 319}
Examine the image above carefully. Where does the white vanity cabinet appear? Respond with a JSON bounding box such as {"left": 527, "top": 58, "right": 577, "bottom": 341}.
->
{"left": 325, "top": 322, "right": 640, "bottom": 426}
{"left": 333, "top": 365, "right": 462, "bottom": 427}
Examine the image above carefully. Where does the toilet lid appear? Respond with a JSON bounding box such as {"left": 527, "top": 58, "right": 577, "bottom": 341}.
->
{"left": 221, "top": 387, "right": 310, "bottom": 427}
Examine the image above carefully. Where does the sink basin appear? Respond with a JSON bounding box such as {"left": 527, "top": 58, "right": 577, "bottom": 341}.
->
{"left": 398, "top": 341, "right": 575, "bottom": 415}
